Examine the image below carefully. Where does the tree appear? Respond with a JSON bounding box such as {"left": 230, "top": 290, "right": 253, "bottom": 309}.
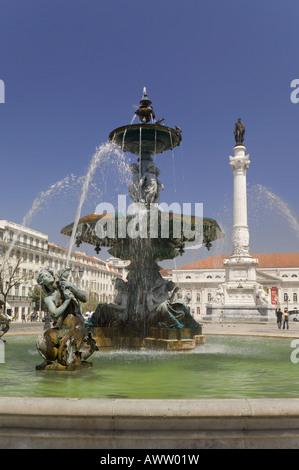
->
{"left": 28, "top": 285, "right": 47, "bottom": 313}
{"left": 0, "top": 253, "right": 30, "bottom": 315}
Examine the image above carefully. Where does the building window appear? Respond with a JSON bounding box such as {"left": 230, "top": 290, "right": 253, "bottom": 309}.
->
{"left": 282, "top": 275, "right": 288, "bottom": 278}
{"left": 284, "top": 293, "right": 288, "bottom": 302}
{"left": 294, "top": 293, "right": 298, "bottom": 303}
{"left": 292, "top": 275, "right": 298, "bottom": 278}
{"left": 207, "top": 275, "right": 212, "bottom": 279}
{"left": 196, "top": 293, "right": 200, "bottom": 302}
{"left": 186, "top": 276, "right": 191, "bottom": 279}
{"left": 208, "top": 293, "right": 212, "bottom": 302}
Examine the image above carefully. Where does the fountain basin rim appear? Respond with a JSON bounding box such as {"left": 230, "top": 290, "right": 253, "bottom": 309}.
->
{"left": 109, "top": 123, "right": 182, "bottom": 156}
{"left": 1, "top": 396, "right": 299, "bottom": 449}
{"left": 3, "top": 396, "right": 299, "bottom": 418}
{"left": 61, "top": 212, "right": 222, "bottom": 240}
{"left": 60, "top": 212, "right": 223, "bottom": 258}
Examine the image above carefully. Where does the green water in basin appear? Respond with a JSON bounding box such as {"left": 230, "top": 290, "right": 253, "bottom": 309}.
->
{"left": 1, "top": 335, "right": 298, "bottom": 399}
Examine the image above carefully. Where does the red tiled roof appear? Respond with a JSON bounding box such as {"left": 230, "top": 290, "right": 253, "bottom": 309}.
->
{"left": 176, "top": 253, "right": 299, "bottom": 270}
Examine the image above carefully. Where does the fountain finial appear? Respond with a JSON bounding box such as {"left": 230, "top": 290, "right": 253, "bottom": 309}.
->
{"left": 135, "top": 87, "right": 155, "bottom": 123}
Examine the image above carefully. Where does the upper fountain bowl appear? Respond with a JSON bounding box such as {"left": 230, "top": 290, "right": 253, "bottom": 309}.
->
{"left": 109, "top": 123, "right": 182, "bottom": 158}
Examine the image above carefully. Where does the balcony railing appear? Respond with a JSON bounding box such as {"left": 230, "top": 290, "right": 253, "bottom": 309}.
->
{"left": 13, "top": 240, "right": 49, "bottom": 254}
{"left": 7, "top": 295, "right": 30, "bottom": 302}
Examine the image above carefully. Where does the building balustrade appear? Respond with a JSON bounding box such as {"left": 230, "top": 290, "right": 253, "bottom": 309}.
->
{"left": 13, "top": 240, "right": 49, "bottom": 254}
{"left": 7, "top": 295, "right": 30, "bottom": 302}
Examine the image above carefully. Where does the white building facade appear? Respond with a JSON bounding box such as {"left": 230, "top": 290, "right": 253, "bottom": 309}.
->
{"left": 0, "top": 220, "right": 121, "bottom": 321}
{"left": 161, "top": 253, "right": 299, "bottom": 321}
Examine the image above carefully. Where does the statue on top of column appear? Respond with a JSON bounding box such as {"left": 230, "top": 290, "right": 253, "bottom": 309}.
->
{"left": 234, "top": 118, "right": 245, "bottom": 145}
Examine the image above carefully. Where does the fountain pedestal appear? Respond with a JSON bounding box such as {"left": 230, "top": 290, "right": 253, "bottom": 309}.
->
{"left": 144, "top": 326, "right": 205, "bottom": 351}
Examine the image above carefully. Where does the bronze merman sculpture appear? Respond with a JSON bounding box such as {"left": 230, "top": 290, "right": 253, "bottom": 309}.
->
{"left": 35, "top": 268, "right": 98, "bottom": 370}
{"left": 0, "top": 312, "right": 10, "bottom": 341}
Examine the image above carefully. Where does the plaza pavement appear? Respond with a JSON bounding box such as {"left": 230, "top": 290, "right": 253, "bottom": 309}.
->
{"left": 201, "top": 319, "right": 299, "bottom": 339}
{"left": 4, "top": 319, "right": 299, "bottom": 339}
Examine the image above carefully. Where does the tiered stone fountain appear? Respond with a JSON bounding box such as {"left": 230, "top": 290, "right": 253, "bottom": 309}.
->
{"left": 61, "top": 88, "right": 223, "bottom": 351}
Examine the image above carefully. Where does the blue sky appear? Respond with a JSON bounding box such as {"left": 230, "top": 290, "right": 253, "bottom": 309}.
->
{"left": 1, "top": 0, "right": 299, "bottom": 267}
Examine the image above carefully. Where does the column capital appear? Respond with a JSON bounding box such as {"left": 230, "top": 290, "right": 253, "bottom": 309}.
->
{"left": 229, "top": 145, "right": 250, "bottom": 170}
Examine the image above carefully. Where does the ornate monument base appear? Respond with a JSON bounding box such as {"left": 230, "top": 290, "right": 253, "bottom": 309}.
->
{"left": 205, "top": 305, "right": 277, "bottom": 322}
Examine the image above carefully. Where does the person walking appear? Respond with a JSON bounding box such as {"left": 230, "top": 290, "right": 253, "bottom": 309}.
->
{"left": 283, "top": 308, "right": 289, "bottom": 330}
{"left": 276, "top": 308, "right": 283, "bottom": 329}
{"left": 21, "top": 312, "right": 26, "bottom": 323}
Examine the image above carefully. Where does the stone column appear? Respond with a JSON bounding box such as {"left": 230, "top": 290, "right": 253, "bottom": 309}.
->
{"left": 223, "top": 143, "right": 258, "bottom": 286}
{"left": 229, "top": 145, "right": 250, "bottom": 257}
{"left": 205, "top": 134, "right": 276, "bottom": 321}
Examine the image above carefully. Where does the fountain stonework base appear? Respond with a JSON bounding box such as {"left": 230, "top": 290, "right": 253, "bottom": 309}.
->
{"left": 91, "top": 325, "right": 205, "bottom": 351}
